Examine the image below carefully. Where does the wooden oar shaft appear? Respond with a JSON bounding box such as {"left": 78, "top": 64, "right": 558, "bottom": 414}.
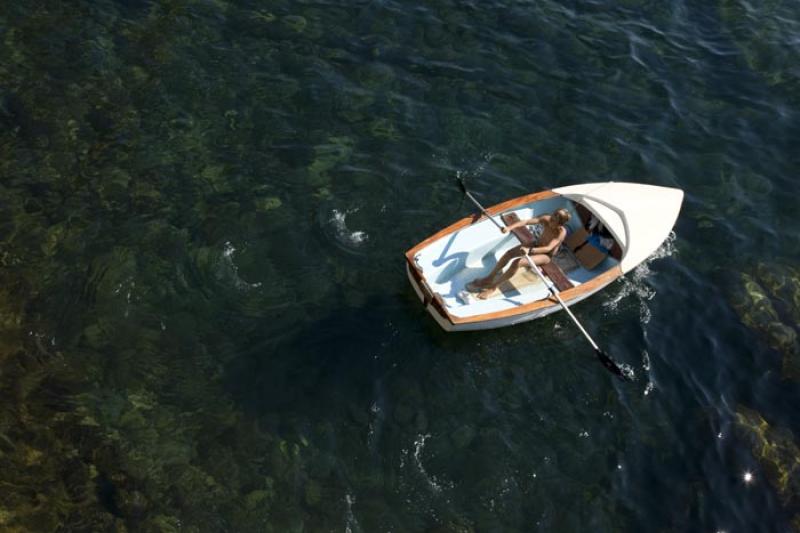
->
{"left": 464, "top": 191, "right": 504, "bottom": 230}
{"left": 520, "top": 255, "right": 600, "bottom": 351}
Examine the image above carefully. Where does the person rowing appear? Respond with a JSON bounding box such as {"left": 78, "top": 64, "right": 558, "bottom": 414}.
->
{"left": 466, "top": 208, "right": 571, "bottom": 299}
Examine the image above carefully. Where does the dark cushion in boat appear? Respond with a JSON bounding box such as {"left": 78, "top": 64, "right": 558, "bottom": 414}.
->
{"left": 574, "top": 243, "right": 608, "bottom": 270}
{"left": 565, "top": 221, "right": 610, "bottom": 270}
{"left": 565, "top": 226, "right": 589, "bottom": 251}
{"left": 540, "top": 261, "right": 574, "bottom": 291}
{"left": 500, "top": 213, "right": 536, "bottom": 246}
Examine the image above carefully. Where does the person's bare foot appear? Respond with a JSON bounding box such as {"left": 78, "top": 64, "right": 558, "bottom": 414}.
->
{"left": 477, "top": 287, "right": 497, "bottom": 299}
{"left": 466, "top": 279, "right": 488, "bottom": 292}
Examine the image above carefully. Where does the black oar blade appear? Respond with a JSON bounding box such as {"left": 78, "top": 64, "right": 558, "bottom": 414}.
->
{"left": 595, "top": 348, "right": 633, "bottom": 381}
{"left": 456, "top": 176, "right": 467, "bottom": 194}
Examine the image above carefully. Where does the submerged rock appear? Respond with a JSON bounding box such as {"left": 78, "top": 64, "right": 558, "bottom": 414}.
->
{"left": 334, "top": 87, "right": 375, "bottom": 124}
{"left": 0, "top": 286, "right": 24, "bottom": 363}
{"left": 356, "top": 62, "right": 396, "bottom": 90}
{"left": 246, "top": 487, "right": 273, "bottom": 508}
{"left": 254, "top": 196, "right": 282, "bottom": 212}
{"left": 249, "top": 10, "right": 276, "bottom": 23}
{"left": 731, "top": 271, "right": 800, "bottom": 377}
{"left": 146, "top": 514, "right": 182, "bottom": 532}
{"left": 733, "top": 273, "right": 778, "bottom": 323}
{"left": 281, "top": 15, "right": 307, "bottom": 33}
{"left": 735, "top": 406, "right": 800, "bottom": 508}
{"left": 755, "top": 262, "right": 800, "bottom": 326}
{"left": 304, "top": 479, "right": 322, "bottom": 508}
{"left": 720, "top": 0, "right": 800, "bottom": 95}
{"left": 369, "top": 118, "right": 400, "bottom": 140}
{"left": 199, "top": 164, "right": 233, "bottom": 193}
{"left": 115, "top": 488, "right": 149, "bottom": 520}
{"left": 307, "top": 136, "right": 354, "bottom": 187}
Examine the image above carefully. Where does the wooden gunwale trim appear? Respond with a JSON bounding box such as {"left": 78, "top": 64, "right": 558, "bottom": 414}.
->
{"left": 448, "top": 265, "right": 623, "bottom": 325}
{"left": 404, "top": 190, "right": 558, "bottom": 260}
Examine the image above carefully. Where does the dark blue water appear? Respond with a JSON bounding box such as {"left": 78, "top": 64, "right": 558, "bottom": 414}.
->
{"left": 1, "top": 1, "right": 799, "bottom": 531}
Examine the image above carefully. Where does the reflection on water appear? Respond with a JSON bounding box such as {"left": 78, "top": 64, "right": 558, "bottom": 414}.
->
{"left": 1, "top": 0, "right": 800, "bottom": 531}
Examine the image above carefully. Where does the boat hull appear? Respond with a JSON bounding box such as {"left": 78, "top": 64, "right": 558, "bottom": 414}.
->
{"left": 407, "top": 263, "right": 619, "bottom": 332}
{"left": 406, "top": 182, "right": 682, "bottom": 332}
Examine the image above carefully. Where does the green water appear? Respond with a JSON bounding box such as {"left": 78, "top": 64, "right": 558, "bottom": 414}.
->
{"left": 1, "top": 1, "right": 800, "bottom": 531}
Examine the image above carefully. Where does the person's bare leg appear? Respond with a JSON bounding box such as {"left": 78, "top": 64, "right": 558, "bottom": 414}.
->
{"left": 470, "top": 247, "right": 523, "bottom": 289}
{"left": 529, "top": 254, "right": 551, "bottom": 267}
{"left": 477, "top": 258, "right": 524, "bottom": 299}
{"left": 477, "top": 254, "right": 551, "bottom": 299}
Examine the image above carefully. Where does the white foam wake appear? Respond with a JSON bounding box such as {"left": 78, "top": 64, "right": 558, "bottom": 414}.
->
{"left": 222, "top": 241, "right": 262, "bottom": 290}
{"left": 344, "top": 493, "right": 360, "bottom": 533}
{"left": 603, "top": 231, "right": 678, "bottom": 392}
{"left": 399, "top": 433, "right": 453, "bottom": 495}
{"left": 330, "top": 208, "right": 368, "bottom": 246}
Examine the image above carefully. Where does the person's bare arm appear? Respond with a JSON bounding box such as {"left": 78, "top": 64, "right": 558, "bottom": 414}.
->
{"left": 501, "top": 215, "right": 547, "bottom": 233}
{"left": 527, "top": 227, "right": 566, "bottom": 255}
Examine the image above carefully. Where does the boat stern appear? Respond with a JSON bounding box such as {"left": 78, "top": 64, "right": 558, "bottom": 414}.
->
{"left": 405, "top": 256, "right": 456, "bottom": 332}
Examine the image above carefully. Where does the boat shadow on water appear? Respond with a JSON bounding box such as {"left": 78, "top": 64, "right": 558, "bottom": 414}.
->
{"left": 221, "top": 295, "right": 427, "bottom": 421}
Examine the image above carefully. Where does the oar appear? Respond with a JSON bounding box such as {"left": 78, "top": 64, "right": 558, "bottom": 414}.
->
{"left": 456, "top": 178, "right": 632, "bottom": 381}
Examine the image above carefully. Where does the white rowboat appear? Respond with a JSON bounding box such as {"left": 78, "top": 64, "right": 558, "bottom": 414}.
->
{"left": 406, "top": 182, "right": 683, "bottom": 332}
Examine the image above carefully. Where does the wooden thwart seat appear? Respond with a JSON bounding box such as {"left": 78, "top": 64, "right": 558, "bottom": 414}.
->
{"left": 500, "top": 213, "right": 574, "bottom": 291}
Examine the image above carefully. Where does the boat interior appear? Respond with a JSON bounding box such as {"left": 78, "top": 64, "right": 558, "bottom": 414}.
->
{"left": 412, "top": 196, "right": 622, "bottom": 318}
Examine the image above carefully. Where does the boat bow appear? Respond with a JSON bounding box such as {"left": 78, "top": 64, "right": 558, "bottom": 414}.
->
{"left": 553, "top": 182, "right": 683, "bottom": 273}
